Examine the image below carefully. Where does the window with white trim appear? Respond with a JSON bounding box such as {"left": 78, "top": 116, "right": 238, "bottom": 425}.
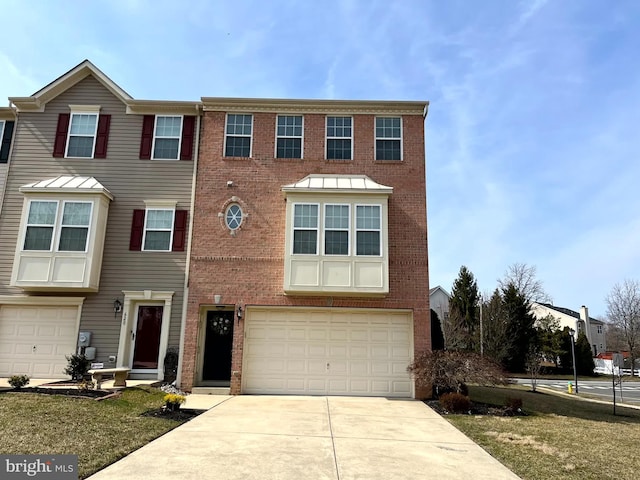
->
{"left": 225, "top": 204, "right": 243, "bottom": 230}
{"left": 597, "top": 325, "right": 603, "bottom": 334}
{"left": 225, "top": 114, "right": 252, "bottom": 157}
{"left": 375, "top": 117, "right": 402, "bottom": 160}
{"left": 58, "top": 202, "right": 91, "bottom": 251}
{"left": 326, "top": 116, "right": 352, "bottom": 160}
{"left": 66, "top": 113, "right": 98, "bottom": 158}
{"left": 0, "top": 121, "right": 4, "bottom": 141}
{"left": 276, "top": 115, "right": 303, "bottom": 158}
{"left": 324, "top": 204, "right": 349, "bottom": 255}
{"left": 293, "top": 204, "right": 318, "bottom": 254}
{"left": 143, "top": 209, "right": 175, "bottom": 251}
{"left": 153, "top": 116, "right": 182, "bottom": 159}
{"left": 23, "top": 200, "right": 92, "bottom": 252}
{"left": 356, "top": 205, "right": 381, "bottom": 255}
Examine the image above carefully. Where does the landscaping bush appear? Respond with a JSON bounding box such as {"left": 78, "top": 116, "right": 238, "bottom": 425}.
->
{"left": 8, "top": 374, "right": 30, "bottom": 389}
{"left": 408, "top": 350, "right": 510, "bottom": 398}
{"left": 439, "top": 392, "right": 471, "bottom": 413}
{"left": 64, "top": 354, "right": 91, "bottom": 381}
{"left": 505, "top": 397, "right": 523, "bottom": 415}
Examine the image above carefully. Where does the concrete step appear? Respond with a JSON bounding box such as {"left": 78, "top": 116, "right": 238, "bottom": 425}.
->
{"left": 191, "top": 387, "right": 230, "bottom": 395}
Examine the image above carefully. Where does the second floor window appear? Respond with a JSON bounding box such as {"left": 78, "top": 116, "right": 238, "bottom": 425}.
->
{"left": 293, "top": 204, "right": 318, "bottom": 254}
{"left": 375, "top": 117, "right": 401, "bottom": 160}
{"left": 276, "top": 115, "right": 303, "bottom": 158}
{"left": 143, "top": 209, "right": 175, "bottom": 251}
{"left": 225, "top": 114, "right": 252, "bottom": 157}
{"left": 326, "top": 116, "right": 352, "bottom": 160}
{"left": 324, "top": 204, "right": 349, "bottom": 255}
{"left": 24, "top": 200, "right": 92, "bottom": 252}
{"left": 66, "top": 113, "right": 98, "bottom": 158}
{"left": 153, "top": 116, "right": 182, "bottom": 159}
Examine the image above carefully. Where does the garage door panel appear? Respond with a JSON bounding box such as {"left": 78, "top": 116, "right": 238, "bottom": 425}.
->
{"left": 0, "top": 305, "right": 79, "bottom": 379}
{"left": 243, "top": 308, "right": 413, "bottom": 397}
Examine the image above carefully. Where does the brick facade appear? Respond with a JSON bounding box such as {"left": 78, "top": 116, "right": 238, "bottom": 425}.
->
{"left": 180, "top": 102, "right": 430, "bottom": 397}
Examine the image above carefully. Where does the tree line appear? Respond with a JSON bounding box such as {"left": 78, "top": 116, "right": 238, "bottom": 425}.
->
{"left": 433, "top": 264, "right": 595, "bottom": 375}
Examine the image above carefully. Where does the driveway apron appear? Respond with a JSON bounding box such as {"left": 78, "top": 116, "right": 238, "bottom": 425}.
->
{"left": 87, "top": 396, "right": 519, "bottom": 480}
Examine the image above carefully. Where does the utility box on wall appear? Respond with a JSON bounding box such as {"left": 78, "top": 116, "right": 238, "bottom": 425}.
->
{"left": 78, "top": 331, "right": 92, "bottom": 347}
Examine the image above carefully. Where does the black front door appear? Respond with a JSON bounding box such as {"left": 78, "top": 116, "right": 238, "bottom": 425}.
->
{"left": 202, "top": 310, "right": 234, "bottom": 382}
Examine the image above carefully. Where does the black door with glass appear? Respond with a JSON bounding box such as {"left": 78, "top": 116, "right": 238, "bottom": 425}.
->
{"left": 202, "top": 310, "right": 234, "bottom": 382}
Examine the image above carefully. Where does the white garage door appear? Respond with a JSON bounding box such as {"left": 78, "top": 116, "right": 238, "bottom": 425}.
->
{"left": 0, "top": 305, "right": 79, "bottom": 378}
{"left": 242, "top": 307, "right": 413, "bottom": 397}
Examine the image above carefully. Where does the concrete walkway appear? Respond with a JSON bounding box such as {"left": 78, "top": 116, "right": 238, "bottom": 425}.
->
{"left": 88, "top": 396, "right": 519, "bottom": 480}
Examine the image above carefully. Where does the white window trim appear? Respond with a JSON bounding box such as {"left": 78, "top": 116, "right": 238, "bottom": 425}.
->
{"left": 141, "top": 207, "right": 175, "bottom": 252}
{"left": 375, "top": 116, "right": 403, "bottom": 161}
{"left": 22, "top": 199, "right": 94, "bottom": 253}
{"left": 0, "top": 120, "right": 5, "bottom": 142}
{"left": 23, "top": 199, "right": 59, "bottom": 252}
{"left": 224, "top": 113, "right": 253, "bottom": 158}
{"left": 151, "top": 115, "right": 183, "bottom": 161}
{"left": 325, "top": 115, "right": 353, "bottom": 160}
{"left": 65, "top": 111, "right": 99, "bottom": 159}
{"left": 355, "top": 203, "right": 383, "bottom": 257}
{"left": 275, "top": 115, "right": 304, "bottom": 159}
{"left": 292, "top": 202, "right": 319, "bottom": 255}
{"left": 57, "top": 200, "right": 93, "bottom": 253}
{"left": 323, "top": 203, "right": 351, "bottom": 256}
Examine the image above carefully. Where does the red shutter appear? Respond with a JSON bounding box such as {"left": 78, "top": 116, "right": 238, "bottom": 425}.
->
{"left": 129, "top": 209, "right": 146, "bottom": 251}
{"left": 139, "top": 115, "right": 155, "bottom": 159}
{"left": 53, "top": 113, "right": 70, "bottom": 157}
{"left": 180, "top": 116, "right": 196, "bottom": 160}
{"left": 172, "top": 210, "right": 188, "bottom": 252}
{"left": 94, "top": 114, "right": 111, "bottom": 159}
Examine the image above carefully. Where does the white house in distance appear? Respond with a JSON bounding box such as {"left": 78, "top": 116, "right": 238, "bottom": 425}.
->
{"left": 429, "top": 285, "right": 450, "bottom": 321}
{"left": 531, "top": 302, "right": 606, "bottom": 356}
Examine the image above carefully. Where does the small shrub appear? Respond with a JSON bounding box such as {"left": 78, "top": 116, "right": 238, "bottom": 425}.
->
{"left": 163, "top": 393, "right": 186, "bottom": 412}
{"left": 8, "top": 374, "right": 30, "bottom": 389}
{"left": 505, "top": 397, "right": 523, "bottom": 414}
{"left": 439, "top": 392, "right": 471, "bottom": 413}
{"left": 64, "top": 354, "right": 90, "bottom": 381}
{"left": 77, "top": 379, "right": 95, "bottom": 392}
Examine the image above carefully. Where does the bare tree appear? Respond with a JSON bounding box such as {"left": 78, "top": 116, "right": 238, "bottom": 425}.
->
{"left": 498, "top": 262, "right": 552, "bottom": 304}
{"left": 606, "top": 279, "right": 640, "bottom": 376}
{"left": 525, "top": 343, "right": 544, "bottom": 392}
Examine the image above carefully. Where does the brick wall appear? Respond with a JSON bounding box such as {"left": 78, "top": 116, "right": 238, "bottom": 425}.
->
{"left": 180, "top": 109, "right": 430, "bottom": 396}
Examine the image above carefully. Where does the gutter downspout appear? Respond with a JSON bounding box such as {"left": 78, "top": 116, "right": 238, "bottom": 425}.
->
{"left": 176, "top": 105, "right": 201, "bottom": 388}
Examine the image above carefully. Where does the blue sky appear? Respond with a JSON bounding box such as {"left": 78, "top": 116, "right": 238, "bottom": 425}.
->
{"left": 2, "top": 0, "right": 639, "bottom": 318}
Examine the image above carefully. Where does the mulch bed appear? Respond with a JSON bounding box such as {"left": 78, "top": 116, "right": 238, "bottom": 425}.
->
{"left": 425, "top": 399, "right": 527, "bottom": 417}
{"left": 141, "top": 408, "right": 203, "bottom": 421}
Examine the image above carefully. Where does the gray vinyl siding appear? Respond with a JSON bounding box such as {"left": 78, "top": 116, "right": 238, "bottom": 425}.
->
{"left": 0, "top": 75, "right": 194, "bottom": 365}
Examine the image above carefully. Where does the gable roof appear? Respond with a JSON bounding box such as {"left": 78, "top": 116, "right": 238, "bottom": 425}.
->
{"left": 429, "top": 285, "right": 451, "bottom": 298}
{"left": 10, "top": 60, "right": 132, "bottom": 112}
{"left": 535, "top": 302, "right": 604, "bottom": 325}
{"left": 8, "top": 60, "right": 200, "bottom": 115}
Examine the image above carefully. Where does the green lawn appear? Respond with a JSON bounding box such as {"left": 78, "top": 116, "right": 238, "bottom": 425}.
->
{"left": 0, "top": 387, "right": 189, "bottom": 479}
{"left": 447, "top": 386, "right": 640, "bottom": 480}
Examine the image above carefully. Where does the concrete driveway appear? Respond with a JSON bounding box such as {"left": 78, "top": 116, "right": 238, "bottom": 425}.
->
{"left": 88, "top": 396, "right": 519, "bottom": 480}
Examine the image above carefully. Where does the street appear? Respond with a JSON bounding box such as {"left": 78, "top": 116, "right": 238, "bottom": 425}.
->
{"left": 513, "top": 378, "right": 640, "bottom": 404}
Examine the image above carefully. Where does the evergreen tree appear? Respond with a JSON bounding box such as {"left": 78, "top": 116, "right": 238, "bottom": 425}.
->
{"left": 482, "top": 289, "right": 510, "bottom": 366}
{"left": 430, "top": 309, "right": 445, "bottom": 350}
{"left": 446, "top": 266, "right": 480, "bottom": 351}
{"left": 558, "top": 327, "right": 574, "bottom": 374}
{"left": 536, "top": 314, "right": 566, "bottom": 368}
{"left": 575, "top": 331, "right": 596, "bottom": 376}
{"left": 502, "top": 283, "right": 536, "bottom": 372}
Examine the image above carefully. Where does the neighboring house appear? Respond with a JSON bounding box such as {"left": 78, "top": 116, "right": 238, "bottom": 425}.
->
{"left": 531, "top": 302, "right": 606, "bottom": 355}
{"left": 0, "top": 61, "right": 199, "bottom": 380}
{"left": 429, "top": 285, "right": 450, "bottom": 322}
{"left": 179, "top": 98, "right": 431, "bottom": 398}
{"left": 0, "top": 107, "right": 16, "bottom": 211}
